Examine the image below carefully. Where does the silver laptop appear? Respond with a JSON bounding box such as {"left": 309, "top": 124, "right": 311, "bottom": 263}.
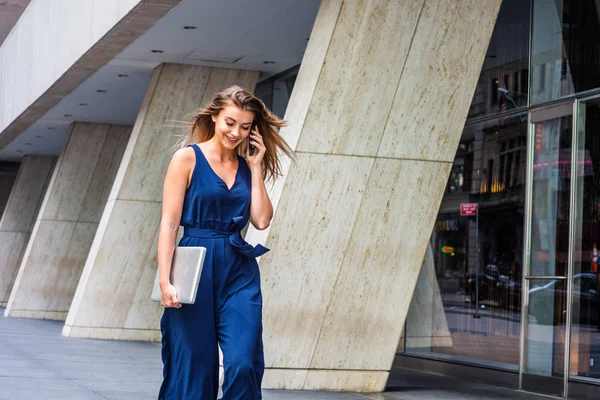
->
{"left": 151, "top": 246, "right": 206, "bottom": 304}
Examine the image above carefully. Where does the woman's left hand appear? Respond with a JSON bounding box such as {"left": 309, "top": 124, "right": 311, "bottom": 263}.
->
{"left": 246, "top": 126, "right": 266, "bottom": 169}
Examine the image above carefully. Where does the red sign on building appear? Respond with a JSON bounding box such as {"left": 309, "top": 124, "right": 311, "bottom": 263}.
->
{"left": 460, "top": 203, "right": 478, "bottom": 216}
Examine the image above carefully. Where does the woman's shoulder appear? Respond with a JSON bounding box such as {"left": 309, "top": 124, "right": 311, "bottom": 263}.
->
{"left": 170, "top": 146, "right": 196, "bottom": 172}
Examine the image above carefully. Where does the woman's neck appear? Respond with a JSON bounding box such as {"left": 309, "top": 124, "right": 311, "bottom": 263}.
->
{"left": 205, "top": 135, "right": 237, "bottom": 162}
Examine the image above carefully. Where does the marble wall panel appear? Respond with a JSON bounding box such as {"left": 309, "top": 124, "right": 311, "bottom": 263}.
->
{"left": 0, "top": 231, "right": 28, "bottom": 306}
{"left": 79, "top": 124, "right": 133, "bottom": 222}
{"left": 7, "top": 220, "right": 77, "bottom": 312}
{"left": 0, "top": 156, "right": 55, "bottom": 233}
{"left": 378, "top": 0, "right": 502, "bottom": 162}
{"left": 303, "top": 369, "right": 388, "bottom": 392}
{"left": 0, "top": 155, "right": 54, "bottom": 305}
{"left": 4, "top": 123, "right": 132, "bottom": 319}
{"left": 296, "top": 0, "right": 425, "bottom": 157}
{"left": 261, "top": 153, "right": 373, "bottom": 368}
{"left": 66, "top": 200, "right": 162, "bottom": 328}
{"left": 309, "top": 159, "right": 451, "bottom": 371}
{"left": 43, "top": 124, "right": 109, "bottom": 221}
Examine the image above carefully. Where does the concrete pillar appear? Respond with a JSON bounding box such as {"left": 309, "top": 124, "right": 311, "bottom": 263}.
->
{"left": 404, "top": 243, "right": 453, "bottom": 350}
{"left": 244, "top": 0, "right": 501, "bottom": 392}
{"left": 62, "top": 64, "right": 259, "bottom": 340}
{"left": 0, "top": 156, "right": 55, "bottom": 307}
{"left": 4, "top": 123, "right": 132, "bottom": 320}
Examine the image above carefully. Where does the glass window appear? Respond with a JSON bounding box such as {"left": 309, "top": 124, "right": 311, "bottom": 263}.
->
{"left": 404, "top": 111, "right": 527, "bottom": 368}
{"left": 530, "top": 109, "right": 573, "bottom": 277}
{"left": 571, "top": 97, "right": 600, "bottom": 380}
{"left": 531, "top": 0, "right": 600, "bottom": 105}
{"left": 467, "top": 0, "right": 530, "bottom": 120}
{"left": 254, "top": 66, "right": 299, "bottom": 119}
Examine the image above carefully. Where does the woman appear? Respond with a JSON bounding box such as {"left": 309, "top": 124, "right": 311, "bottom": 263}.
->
{"left": 157, "top": 86, "right": 293, "bottom": 399}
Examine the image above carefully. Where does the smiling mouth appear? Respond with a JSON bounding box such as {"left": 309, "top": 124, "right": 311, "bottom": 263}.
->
{"left": 225, "top": 135, "right": 238, "bottom": 144}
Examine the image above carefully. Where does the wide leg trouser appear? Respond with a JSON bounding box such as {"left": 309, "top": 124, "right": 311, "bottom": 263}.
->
{"left": 159, "top": 249, "right": 264, "bottom": 400}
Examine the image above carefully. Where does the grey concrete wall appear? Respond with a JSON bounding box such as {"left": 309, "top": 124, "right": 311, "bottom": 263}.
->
{"left": 63, "top": 64, "right": 259, "bottom": 341}
{"left": 4, "top": 123, "right": 131, "bottom": 320}
{"left": 0, "top": 155, "right": 55, "bottom": 307}
{"left": 0, "top": 0, "right": 181, "bottom": 149}
{"left": 243, "top": 0, "right": 502, "bottom": 392}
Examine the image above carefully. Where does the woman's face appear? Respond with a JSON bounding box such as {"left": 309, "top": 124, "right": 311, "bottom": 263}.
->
{"left": 212, "top": 104, "right": 254, "bottom": 151}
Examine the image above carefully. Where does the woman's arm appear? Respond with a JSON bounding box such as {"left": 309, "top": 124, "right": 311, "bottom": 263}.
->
{"left": 157, "top": 147, "right": 194, "bottom": 308}
{"left": 247, "top": 128, "right": 273, "bottom": 230}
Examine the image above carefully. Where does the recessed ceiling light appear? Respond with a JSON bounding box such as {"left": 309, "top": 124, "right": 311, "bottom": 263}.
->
{"left": 35, "top": 135, "right": 44, "bottom": 139}
{"left": 183, "top": 26, "right": 197, "bottom": 30}
{"left": 96, "top": 90, "right": 107, "bottom": 93}
{"left": 64, "top": 114, "right": 73, "bottom": 117}
{"left": 151, "top": 49, "right": 164, "bottom": 53}
{"left": 118, "top": 74, "right": 129, "bottom": 78}
{"left": 263, "top": 61, "right": 276, "bottom": 64}
{"left": 79, "top": 103, "right": 88, "bottom": 106}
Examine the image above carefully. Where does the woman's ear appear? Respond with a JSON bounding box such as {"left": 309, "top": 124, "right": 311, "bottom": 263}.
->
{"left": 211, "top": 114, "right": 217, "bottom": 123}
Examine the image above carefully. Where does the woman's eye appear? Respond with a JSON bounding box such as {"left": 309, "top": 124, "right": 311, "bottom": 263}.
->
{"left": 226, "top": 122, "right": 234, "bottom": 127}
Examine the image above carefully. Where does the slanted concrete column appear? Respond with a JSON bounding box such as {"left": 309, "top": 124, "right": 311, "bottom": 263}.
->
{"left": 404, "top": 243, "right": 453, "bottom": 350}
{"left": 4, "top": 123, "right": 132, "bottom": 320}
{"left": 243, "top": 0, "right": 501, "bottom": 392}
{"left": 63, "top": 64, "right": 259, "bottom": 341}
{"left": 0, "top": 156, "right": 55, "bottom": 307}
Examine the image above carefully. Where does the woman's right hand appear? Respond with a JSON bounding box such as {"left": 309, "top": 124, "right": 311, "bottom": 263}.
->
{"left": 161, "top": 283, "right": 181, "bottom": 308}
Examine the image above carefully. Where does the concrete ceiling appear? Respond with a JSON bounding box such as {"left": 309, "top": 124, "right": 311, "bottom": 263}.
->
{"left": 0, "top": 0, "right": 30, "bottom": 47}
{"left": 0, "top": 0, "right": 321, "bottom": 161}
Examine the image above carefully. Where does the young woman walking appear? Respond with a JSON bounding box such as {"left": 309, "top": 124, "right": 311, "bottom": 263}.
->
{"left": 157, "top": 86, "right": 292, "bottom": 399}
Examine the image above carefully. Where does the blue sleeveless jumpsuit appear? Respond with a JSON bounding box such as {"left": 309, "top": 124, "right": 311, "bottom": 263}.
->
{"left": 159, "top": 143, "right": 268, "bottom": 400}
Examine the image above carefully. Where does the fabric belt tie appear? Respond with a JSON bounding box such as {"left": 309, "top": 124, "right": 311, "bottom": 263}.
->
{"left": 183, "top": 216, "right": 269, "bottom": 258}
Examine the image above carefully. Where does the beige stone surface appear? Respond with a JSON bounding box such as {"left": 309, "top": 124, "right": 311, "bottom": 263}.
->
{"left": 263, "top": 368, "right": 387, "bottom": 392}
{"left": 64, "top": 64, "right": 259, "bottom": 339}
{"left": 243, "top": 0, "right": 344, "bottom": 250}
{"left": 378, "top": 0, "right": 502, "bottom": 162}
{"left": 0, "top": 155, "right": 55, "bottom": 232}
{"left": 253, "top": 0, "right": 501, "bottom": 392}
{"left": 261, "top": 153, "right": 373, "bottom": 368}
{"left": 4, "top": 123, "right": 131, "bottom": 319}
{"left": 303, "top": 369, "right": 388, "bottom": 392}
{"left": 0, "top": 155, "right": 55, "bottom": 306}
{"left": 309, "top": 159, "right": 451, "bottom": 370}
{"left": 297, "top": 0, "right": 425, "bottom": 156}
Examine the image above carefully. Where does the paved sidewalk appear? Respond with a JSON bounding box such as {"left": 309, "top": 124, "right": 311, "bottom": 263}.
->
{"left": 0, "top": 310, "right": 554, "bottom": 400}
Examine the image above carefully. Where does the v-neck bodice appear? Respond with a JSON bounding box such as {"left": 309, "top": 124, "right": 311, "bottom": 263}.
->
{"left": 179, "top": 144, "right": 252, "bottom": 232}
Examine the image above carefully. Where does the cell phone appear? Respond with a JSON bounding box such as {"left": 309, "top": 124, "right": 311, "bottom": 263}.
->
{"left": 249, "top": 121, "right": 256, "bottom": 155}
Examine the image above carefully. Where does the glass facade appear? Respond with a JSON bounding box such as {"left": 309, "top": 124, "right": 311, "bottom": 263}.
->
{"left": 404, "top": 0, "right": 530, "bottom": 370}
{"left": 531, "top": 0, "right": 600, "bottom": 105}
{"left": 404, "top": 0, "right": 600, "bottom": 396}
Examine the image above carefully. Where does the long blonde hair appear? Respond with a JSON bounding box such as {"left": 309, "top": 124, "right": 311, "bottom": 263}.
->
{"left": 179, "top": 85, "right": 294, "bottom": 182}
